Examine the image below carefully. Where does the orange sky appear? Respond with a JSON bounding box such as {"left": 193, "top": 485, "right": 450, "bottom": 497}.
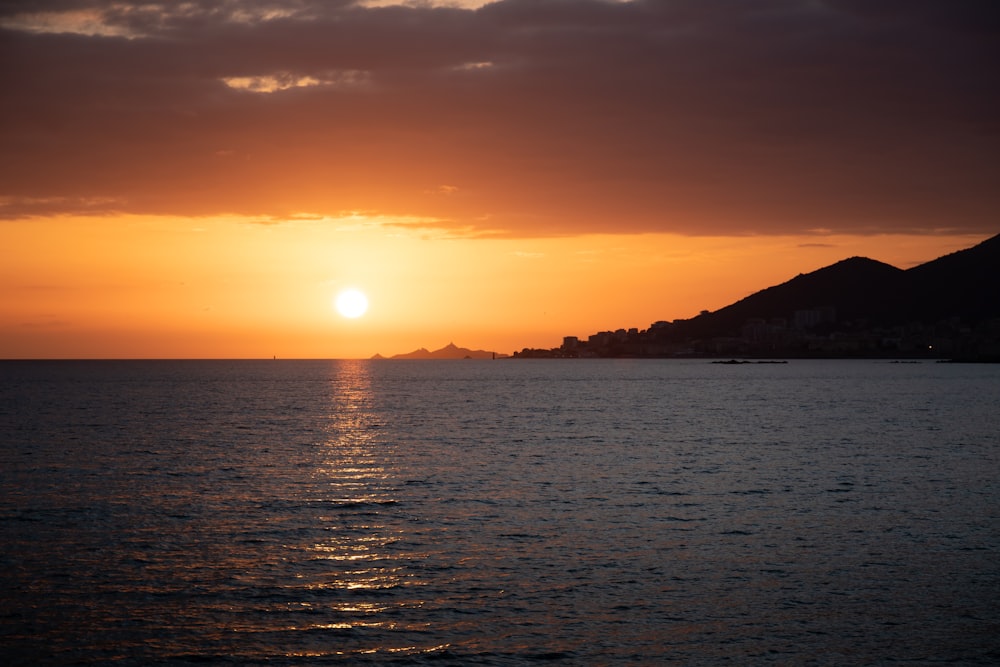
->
{"left": 1, "top": 1, "right": 997, "bottom": 358}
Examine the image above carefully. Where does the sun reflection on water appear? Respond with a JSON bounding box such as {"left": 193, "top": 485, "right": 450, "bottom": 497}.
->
{"left": 291, "top": 360, "right": 424, "bottom": 654}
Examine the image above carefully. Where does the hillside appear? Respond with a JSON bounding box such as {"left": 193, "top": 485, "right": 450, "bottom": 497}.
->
{"left": 677, "top": 256, "right": 906, "bottom": 339}
{"left": 900, "top": 233, "right": 1000, "bottom": 324}
{"left": 676, "top": 233, "right": 1000, "bottom": 340}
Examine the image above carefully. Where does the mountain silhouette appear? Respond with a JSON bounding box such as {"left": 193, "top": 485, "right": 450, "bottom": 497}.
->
{"left": 377, "top": 342, "right": 497, "bottom": 359}
{"left": 679, "top": 256, "right": 904, "bottom": 339}
{"left": 675, "top": 233, "right": 1000, "bottom": 340}
{"left": 900, "top": 233, "right": 1000, "bottom": 324}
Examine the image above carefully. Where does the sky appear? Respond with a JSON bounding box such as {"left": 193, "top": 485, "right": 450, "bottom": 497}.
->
{"left": 1, "top": 0, "right": 997, "bottom": 358}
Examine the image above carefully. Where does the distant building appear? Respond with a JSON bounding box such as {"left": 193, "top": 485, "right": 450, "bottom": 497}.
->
{"left": 793, "top": 306, "right": 836, "bottom": 329}
{"left": 741, "top": 318, "right": 769, "bottom": 342}
{"left": 589, "top": 331, "right": 613, "bottom": 346}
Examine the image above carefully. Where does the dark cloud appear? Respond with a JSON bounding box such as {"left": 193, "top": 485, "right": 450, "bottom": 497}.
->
{"left": 1, "top": 0, "right": 997, "bottom": 236}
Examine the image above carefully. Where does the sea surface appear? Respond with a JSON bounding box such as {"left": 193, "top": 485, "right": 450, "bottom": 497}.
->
{"left": 1, "top": 359, "right": 998, "bottom": 665}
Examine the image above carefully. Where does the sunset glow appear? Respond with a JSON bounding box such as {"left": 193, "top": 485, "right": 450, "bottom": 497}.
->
{"left": 1, "top": 1, "right": 996, "bottom": 358}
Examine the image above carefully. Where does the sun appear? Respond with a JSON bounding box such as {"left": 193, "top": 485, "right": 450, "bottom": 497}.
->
{"left": 335, "top": 288, "right": 368, "bottom": 318}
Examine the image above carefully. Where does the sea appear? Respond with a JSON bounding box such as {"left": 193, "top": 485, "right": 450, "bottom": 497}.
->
{"left": 1, "top": 358, "right": 998, "bottom": 665}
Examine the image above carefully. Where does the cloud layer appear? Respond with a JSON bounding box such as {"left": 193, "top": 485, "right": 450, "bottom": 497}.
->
{"left": 2, "top": 0, "right": 997, "bottom": 236}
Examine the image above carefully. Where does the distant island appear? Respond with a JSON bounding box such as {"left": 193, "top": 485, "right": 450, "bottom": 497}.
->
{"left": 373, "top": 342, "right": 506, "bottom": 360}
{"left": 513, "top": 233, "right": 1000, "bottom": 362}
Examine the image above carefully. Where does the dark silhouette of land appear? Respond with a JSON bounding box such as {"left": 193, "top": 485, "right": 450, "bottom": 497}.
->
{"left": 514, "top": 233, "right": 1000, "bottom": 361}
{"left": 373, "top": 342, "right": 502, "bottom": 360}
